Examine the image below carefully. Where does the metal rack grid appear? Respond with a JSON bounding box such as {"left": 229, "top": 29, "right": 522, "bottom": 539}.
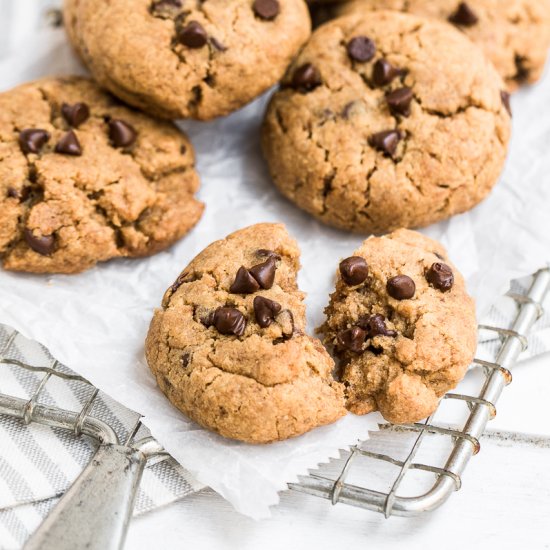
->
{"left": 0, "top": 268, "right": 549, "bottom": 548}
{"left": 289, "top": 268, "right": 550, "bottom": 517}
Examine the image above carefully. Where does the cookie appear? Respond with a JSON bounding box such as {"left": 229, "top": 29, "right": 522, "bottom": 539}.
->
{"left": 0, "top": 76, "right": 203, "bottom": 274}
{"left": 262, "top": 11, "right": 511, "bottom": 234}
{"left": 145, "top": 223, "right": 346, "bottom": 443}
{"left": 63, "top": 0, "right": 311, "bottom": 120}
{"left": 334, "top": 0, "right": 550, "bottom": 89}
{"left": 320, "top": 229, "right": 477, "bottom": 424}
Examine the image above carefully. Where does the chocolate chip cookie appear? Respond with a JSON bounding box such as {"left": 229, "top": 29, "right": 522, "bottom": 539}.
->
{"left": 63, "top": 0, "right": 311, "bottom": 120}
{"left": 0, "top": 76, "right": 203, "bottom": 274}
{"left": 334, "top": 0, "right": 550, "bottom": 89}
{"left": 320, "top": 229, "right": 477, "bottom": 424}
{"left": 145, "top": 223, "right": 346, "bottom": 443}
{"left": 261, "top": 11, "right": 511, "bottom": 234}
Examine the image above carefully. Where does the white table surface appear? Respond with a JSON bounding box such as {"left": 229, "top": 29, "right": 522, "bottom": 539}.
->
{"left": 1, "top": 2, "right": 549, "bottom": 548}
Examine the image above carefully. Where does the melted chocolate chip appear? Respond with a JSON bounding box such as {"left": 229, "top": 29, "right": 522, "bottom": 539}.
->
{"left": 108, "top": 119, "right": 137, "bottom": 147}
{"left": 249, "top": 257, "right": 277, "bottom": 289}
{"left": 514, "top": 55, "right": 530, "bottom": 83}
{"left": 210, "top": 37, "right": 227, "bottom": 51}
{"left": 368, "top": 130, "right": 401, "bottom": 157}
{"left": 339, "top": 256, "right": 369, "bottom": 286}
{"left": 500, "top": 91, "right": 512, "bottom": 116}
{"left": 291, "top": 63, "right": 322, "bottom": 93}
{"left": 386, "top": 87, "right": 413, "bottom": 117}
{"left": 19, "top": 129, "right": 50, "bottom": 154}
{"left": 253, "top": 296, "right": 282, "bottom": 328}
{"left": 426, "top": 262, "right": 454, "bottom": 292}
{"left": 213, "top": 307, "right": 247, "bottom": 336}
{"left": 347, "top": 36, "right": 376, "bottom": 62}
{"left": 7, "top": 186, "right": 30, "bottom": 201}
{"left": 387, "top": 275, "right": 416, "bottom": 300}
{"left": 181, "top": 352, "right": 191, "bottom": 368}
{"left": 449, "top": 2, "right": 478, "bottom": 26}
{"left": 61, "top": 102, "right": 90, "bottom": 128}
{"left": 230, "top": 266, "right": 261, "bottom": 294}
{"left": 358, "top": 314, "right": 397, "bottom": 337}
{"left": 24, "top": 229, "right": 55, "bottom": 256}
{"left": 178, "top": 21, "right": 208, "bottom": 48}
{"left": 55, "top": 130, "right": 82, "bottom": 156}
{"left": 253, "top": 0, "right": 280, "bottom": 21}
{"left": 256, "top": 248, "right": 281, "bottom": 261}
{"left": 337, "top": 326, "right": 367, "bottom": 353}
{"left": 372, "top": 59, "right": 402, "bottom": 87}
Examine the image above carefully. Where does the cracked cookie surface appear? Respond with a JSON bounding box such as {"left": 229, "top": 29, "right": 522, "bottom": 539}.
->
{"left": 145, "top": 223, "right": 346, "bottom": 443}
{"left": 0, "top": 76, "right": 203, "bottom": 274}
{"left": 320, "top": 228, "right": 477, "bottom": 424}
{"left": 63, "top": 0, "right": 311, "bottom": 120}
{"left": 334, "top": 0, "right": 550, "bottom": 89}
{"left": 261, "top": 11, "right": 511, "bottom": 234}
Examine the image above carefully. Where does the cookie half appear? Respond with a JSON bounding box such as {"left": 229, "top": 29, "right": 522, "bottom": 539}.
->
{"left": 262, "top": 11, "right": 511, "bottom": 233}
{"left": 335, "top": 0, "right": 550, "bottom": 89}
{"left": 320, "top": 229, "right": 477, "bottom": 424}
{"left": 145, "top": 223, "right": 346, "bottom": 443}
{"left": 63, "top": 0, "right": 311, "bottom": 120}
{"left": 0, "top": 77, "right": 203, "bottom": 274}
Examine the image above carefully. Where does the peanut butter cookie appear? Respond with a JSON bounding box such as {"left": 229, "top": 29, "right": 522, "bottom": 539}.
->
{"left": 320, "top": 229, "right": 477, "bottom": 424}
{"left": 0, "top": 76, "right": 202, "bottom": 274}
{"left": 145, "top": 223, "right": 346, "bottom": 443}
{"left": 63, "top": 0, "right": 311, "bottom": 120}
{"left": 262, "top": 11, "right": 511, "bottom": 233}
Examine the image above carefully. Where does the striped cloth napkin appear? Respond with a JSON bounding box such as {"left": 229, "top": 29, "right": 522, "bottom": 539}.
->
{"left": 0, "top": 324, "right": 204, "bottom": 549}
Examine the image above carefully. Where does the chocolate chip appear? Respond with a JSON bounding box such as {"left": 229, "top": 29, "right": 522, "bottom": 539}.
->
{"left": 54, "top": 130, "right": 82, "bottom": 156}
{"left": 210, "top": 37, "right": 227, "bottom": 51}
{"left": 213, "top": 307, "right": 247, "bottom": 336}
{"left": 181, "top": 352, "right": 191, "bottom": 368}
{"left": 358, "top": 314, "right": 397, "bottom": 337}
{"left": 386, "top": 87, "right": 413, "bottom": 117}
{"left": 514, "top": 55, "right": 530, "bottom": 83}
{"left": 249, "top": 257, "right": 277, "bottom": 289}
{"left": 291, "top": 63, "right": 322, "bottom": 93}
{"left": 61, "top": 102, "right": 90, "bottom": 128}
{"left": 253, "top": 296, "right": 282, "bottom": 328}
{"left": 339, "top": 256, "right": 368, "bottom": 286}
{"left": 347, "top": 36, "right": 376, "bottom": 63}
{"left": 178, "top": 21, "right": 208, "bottom": 48}
{"left": 372, "top": 59, "right": 402, "bottom": 87}
{"left": 500, "top": 91, "right": 512, "bottom": 116}
{"left": 230, "top": 266, "right": 260, "bottom": 294}
{"left": 253, "top": 0, "right": 279, "bottom": 21}
{"left": 19, "top": 129, "right": 50, "bottom": 154}
{"left": 337, "top": 326, "right": 367, "bottom": 353}
{"left": 24, "top": 228, "right": 55, "bottom": 256}
{"left": 341, "top": 101, "right": 355, "bottom": 119}
{"left": 426, "top": 262, "right": 454, "bottom": 292}
{"left": 256, "top": 249, "right": 281, "bottom": 261}
{"left": 7, "top": 186, "right": 30, "bottom": 201}
{"left": 449, "top": 2, "right": 478, "bottom": 26}
{"left": 108, "top": 119, "right": 137, "bottom": 147}
{"left": 368, "top": 130, "right": 401, "bottom": 157}
{"left": 151, "top": 0, "right": 182, "bottom": 15}
{"left": 387, "top": 275, "right": 416, "bottom": 300}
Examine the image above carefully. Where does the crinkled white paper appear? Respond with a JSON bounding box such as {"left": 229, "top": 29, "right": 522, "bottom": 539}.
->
{"left": 1, "top": 16, "right": 550, "bottom": 519}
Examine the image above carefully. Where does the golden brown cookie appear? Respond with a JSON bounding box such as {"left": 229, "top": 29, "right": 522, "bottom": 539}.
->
{"left": 320, "top": 229, "right": 477, "bottom": 424}
{"left": 145, "top": 223, "right": 346, "bottom": 443}
{"left": 0, "top": 76, "right": 203, "bottom": 274}
{"left": 63, "top": 0, "right": 311, "bottom": 120}
{"left": 261, "top": 11, "right": 511, "bottom": 234}
{"left": 334, "top": 0, "right": 550, "bottom": 89}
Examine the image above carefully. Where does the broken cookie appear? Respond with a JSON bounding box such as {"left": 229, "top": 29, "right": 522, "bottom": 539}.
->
{"left": 320, "top": 228, "right": 477, "bottom": 424}
{"left": 145, "top": 223, "right": 346, "bottom": 443}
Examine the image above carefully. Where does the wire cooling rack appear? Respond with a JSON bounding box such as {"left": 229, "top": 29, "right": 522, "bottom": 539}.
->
{"left": 0, "top": 269, "right": 549, "bottom": 549}
{"left": 289, "top": 268, "right": 550, "bottom": 517}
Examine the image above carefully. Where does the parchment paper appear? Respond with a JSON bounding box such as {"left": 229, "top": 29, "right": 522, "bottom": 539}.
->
{"left": 1, "top": 19, "right": 550, "bottom": 519}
